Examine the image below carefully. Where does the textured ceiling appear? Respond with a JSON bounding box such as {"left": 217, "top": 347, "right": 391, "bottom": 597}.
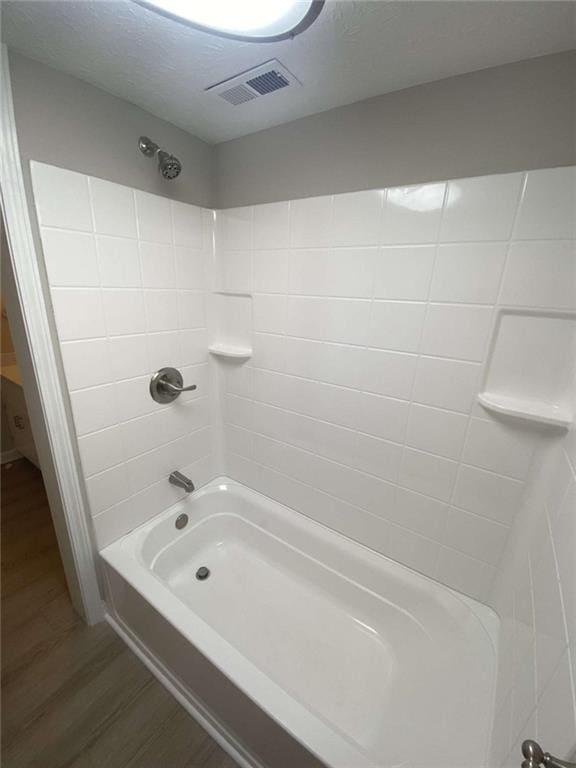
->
{"left": 2, "top": 1, "right": 575, "bottom": 144}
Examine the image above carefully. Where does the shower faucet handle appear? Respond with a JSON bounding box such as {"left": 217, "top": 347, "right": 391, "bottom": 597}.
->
{"left": 150, "top": 367, "right": 197, "bottom": 404}
{"left": 522, "top": 741, "right": 576, "bottom": 768}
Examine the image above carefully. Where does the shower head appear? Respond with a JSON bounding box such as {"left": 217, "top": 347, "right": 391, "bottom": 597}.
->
{"left": 139, "top": 136, "right": 182, "bottom": 180}
{"left": 157, "top": 150, "right": 182, "bottom": 180}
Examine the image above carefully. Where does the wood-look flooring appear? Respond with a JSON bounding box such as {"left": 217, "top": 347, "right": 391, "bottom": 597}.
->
{"left": 1, "top": 459, "right": 238, "bottom": 768}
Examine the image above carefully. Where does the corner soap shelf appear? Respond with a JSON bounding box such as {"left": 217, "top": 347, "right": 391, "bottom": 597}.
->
{"left": 478, "top": 308, "right": 575, "bottom": 431}
{"left": 477, "top": 393, "right": 572, "bottom": 429}
{"left": 209, "top": 344, "right": 252, "bottom": 360}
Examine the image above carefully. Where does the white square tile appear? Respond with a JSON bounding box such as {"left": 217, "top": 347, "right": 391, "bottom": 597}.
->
{"left": 515, "top": 167, "right": 576, "bottom": 241}
{"left": 70, "top": 384, "right": 118, "bottom": 436}
{"left": 216, "top": 206, "right": 252, "bottom": 251}
{"left": 285, "top": 297, "right": 325, "bottom": 340}
{"left": 253, "top": 294, "right": 287, "bottom": 334}
{"left": 252, "top": 249, "right": 289, "bottom": 293}
{"left": 252, "top": 332, "right": 286, "bottom": 372}
{"left": 399, "top": 447, "right": 458, "bottom": 501}
{"left": 420, "top": 304, "right": 493, "bottom": 361}
{"left": 552, "top": 481, "right": 576, "bottom": 646}
{"left": 388, "top": 486, "right": 448, "bottom": 541}
{"left": 312, "top": 381, "right": 360, "bottom": 430}
{"left": 361, "top": 348, "right": 418, "bottom": 399}
{"left": 356, "top": 392, "right": 409, "bottom": 443}
{"left": 51, "top": 288, "right": 105, "bottom": 341}
{"left": 120, "top": 411, "right": 168, "bottom": 459}
{"left": 383, "top": 182, "right": 445, "bottom": 244}
{"left": 373, "top": 246, "right": 435, "bottom": 300}
{"left": 435, "top": 546, "right": 495, "bottom": 601}
{"left": 253, "top": 202, "right": 290, "bottom": 250}
{"left": 313, "top": 420, "right": 357, "bottom": 466}
{"left": 102, "top": 289, "right": 146, "bottom": 336}
{"left": 179, "top": 330, "right": 208, "bottom": 366}
{"left": 226, "top": 425, "right": 254, "bottom": 458}
{"left": 147, "top": 331, "right": 180, "bottom": 371}
{"left": 536, "top": 649, "right": 576, "bottom": 758}
{"left": 225, "top": 395, "right": 254, "bottom": 431}
{"left": 145, "top": 289, "right": 179, "bottom": 332}
{"left": 31, "top": 162, "right": 93, "bottom": 231}
{"left": 463, "top": 418, "right": 536, "bottom": 480}
{"left": 135, "top": 190, "right": 172, "bottom": 243}
{"left": 41, "top": 229, "right": 99, "bottom": 287}
{"left": 430, "top": 243, "right": 506, "bottom": 304}
{"left": 115, "top": 375, "right": 157, "bottom": 422}
{"left": 85, "top": 464, "right": 129, "bottom": 515}
{"left": 174, "top": 247, "right": 206, "bottom": 290}
{"left": 441, "top": 173, "right": 523, "bottom": 242}
{"left": 289, "top": 248, "right": 374, "bottom": 298}
{"left": 321, "top": 299, "right": 370, "bottom": 345}
{"left": 412, "top": 356, "right": 480, "bottom": 413}
{"left": 368, "top": 301, "right": 426, "bottom": 353}
{"left": 453, "top": 465, "right": 524, "bottom": 524}
{"left": 177, "top": 291, "right": 205, "bottom": 329}
{"left": 78, "top": 425, "right": 125, "bottom": 476}
{"left": 443, "top": 507, "right": 508, "bottom": 565}
{"left": 352, "top": 432, "right": 403, "bottom": 483}
{"left": 60, "top": 339, "right": 112, "bottom": 390}
{"left": 500, "top": 241, "right": 576, "bottom": 310}
{"left": 171, "top": 201, "right": 203, "bottom": 248}
{"left": 96, "top": 235, "right": 141, "bottom": 287}
{"left": 108, "top": 334, "right": 149, "bottom": 381}
{"left": 532, "top": 534, "right": 569, "bottom": 694}
{"left": 90, "top": 178, "right": 136, "bottom": 238}
{"left": 140, "top": 242, "right": 175, "bottom": 288}
{"left": 290, "top": 196, "right": 333, "bottom": 248}
{"left": 382, "top": 523, "right": 440, "bottom": 578}
{"left": 406, "top": 403, "right": 468, "bottom": 459}
{"left": 125, "top": 443, "right": 174, "bottom": 495}
{"left": 318, "top": 342, "right": 364, "bottom": 389}
{"left": 332, "top": 190, "right": 383, "bottom": 246}
{"left": 218, "top": 250, "right": 251, "bottom": 293}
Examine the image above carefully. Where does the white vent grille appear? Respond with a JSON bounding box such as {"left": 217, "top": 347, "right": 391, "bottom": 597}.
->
{"left": 206, "top": 59, "right": 301, "bottom": 106}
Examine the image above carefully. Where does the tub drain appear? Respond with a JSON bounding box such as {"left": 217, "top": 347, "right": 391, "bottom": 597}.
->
{"left": 196, "top": 566, "right": 210, "bottom": 581}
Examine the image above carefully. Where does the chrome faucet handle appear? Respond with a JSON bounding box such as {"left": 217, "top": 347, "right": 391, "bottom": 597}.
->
{"left": 522, "top": 741, "right": 576, "bottom": 768}
{"left": 150, "top": 367, "right": 197, "bottom": 404}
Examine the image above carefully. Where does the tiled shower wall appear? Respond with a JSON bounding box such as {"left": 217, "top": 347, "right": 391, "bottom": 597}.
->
{"left": 31, "top": 162, "right": 216, "bottom": 548}
{"left": 489, "top": 424, "right": 576, "bottom": 764}
{"left": 217, "top": 166, "right": 575, "bottom": 603}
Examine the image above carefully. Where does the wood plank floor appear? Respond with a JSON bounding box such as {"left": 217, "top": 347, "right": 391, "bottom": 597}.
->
{"left": 1, "top": 459, "right": 238, "bottom": 768}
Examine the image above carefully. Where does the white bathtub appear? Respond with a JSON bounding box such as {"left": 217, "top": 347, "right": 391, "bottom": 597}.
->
{"left": 101, "top": 478, "right": 498, "bottom": 768}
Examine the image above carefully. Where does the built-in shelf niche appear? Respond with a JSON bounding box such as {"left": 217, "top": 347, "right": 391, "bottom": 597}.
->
{"left": 209, "top": 292, "right": 252, "bottom": 361}
{"left": 478, "top": 308, "right": 575, "bottom": 429}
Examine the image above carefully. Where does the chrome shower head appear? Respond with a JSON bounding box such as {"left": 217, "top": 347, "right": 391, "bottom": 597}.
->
{"left": 139, "top": 136, "right": 182, "bottom": 180}
{"left": 157, "top": 150, "right": 182, "bottom": 180}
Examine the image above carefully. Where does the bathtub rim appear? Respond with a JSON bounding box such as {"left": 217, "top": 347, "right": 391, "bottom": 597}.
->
{"left": 101, "top": 475, "right": 499, "bottom": 768}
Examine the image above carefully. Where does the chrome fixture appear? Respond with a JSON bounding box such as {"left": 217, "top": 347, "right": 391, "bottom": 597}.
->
{"left": 175, "top": 512, "right": 189, "bottom": 529}
{"left": 150, "top": 367, "right": 197, "bottom": 404}
{"left": 169, "top": 471, "right": 195, "bottom": 494}
{"left": 522, "top": 741, "right": 576, "bottom": 768}
{"left": 138, "top": 136, "right": 182, "bottom": 180}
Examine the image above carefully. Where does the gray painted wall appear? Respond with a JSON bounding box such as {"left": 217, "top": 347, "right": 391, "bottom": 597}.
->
{"left": 214, "top": 50, "right": 576, "bottom": 208}
{"left": 8, "top": 52, "right": 213, "bottom": 208}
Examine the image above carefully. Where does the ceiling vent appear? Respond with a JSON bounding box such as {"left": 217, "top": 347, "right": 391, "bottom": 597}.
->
{"left": 206, "top": 59, "right": 301, "bottom": 106}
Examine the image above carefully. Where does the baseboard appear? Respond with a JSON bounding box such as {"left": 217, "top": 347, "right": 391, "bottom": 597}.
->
{"left": 1, "top": 448, "right": 22, "bottom": 464}
{"left": 105, "top": 613, "right": 267, "bottom": 768}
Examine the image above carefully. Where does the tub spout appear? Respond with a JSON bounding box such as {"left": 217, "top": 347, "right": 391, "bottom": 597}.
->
{"left": 169, "top": 471, "right": 195, "bottom": 494}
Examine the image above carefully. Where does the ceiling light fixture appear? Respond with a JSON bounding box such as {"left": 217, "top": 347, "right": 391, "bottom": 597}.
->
{"left": 133, "top": 0, "right": 324, "bottom": 42}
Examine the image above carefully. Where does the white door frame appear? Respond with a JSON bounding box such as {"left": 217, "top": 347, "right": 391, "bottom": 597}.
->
{"left": 0, "top": 45, "right": 103, "bottom": 625}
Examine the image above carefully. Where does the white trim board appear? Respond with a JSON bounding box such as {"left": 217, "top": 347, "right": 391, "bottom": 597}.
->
{"left": 0, "top": 44, "right": 103, "bottom": 624}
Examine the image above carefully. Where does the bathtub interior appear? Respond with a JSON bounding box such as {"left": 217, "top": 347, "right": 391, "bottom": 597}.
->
{"left": 104, "top": 479, "right": 498, "bottom": 768}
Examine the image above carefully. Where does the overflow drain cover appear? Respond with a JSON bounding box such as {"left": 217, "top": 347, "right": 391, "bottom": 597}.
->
{"left": 196, "top": 566, "right": 210, "bottom": 581}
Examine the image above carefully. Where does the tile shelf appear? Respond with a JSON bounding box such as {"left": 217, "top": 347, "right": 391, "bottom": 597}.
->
{"left": 477, "top": 392, "right": 572, "bottom": 429}
{"left": 208, "top": 344, "right": 252, "bottom": 360}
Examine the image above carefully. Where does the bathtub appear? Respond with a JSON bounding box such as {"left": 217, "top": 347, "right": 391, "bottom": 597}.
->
{"left": 101, "top": 478, "right": 498, "bottom": 768}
